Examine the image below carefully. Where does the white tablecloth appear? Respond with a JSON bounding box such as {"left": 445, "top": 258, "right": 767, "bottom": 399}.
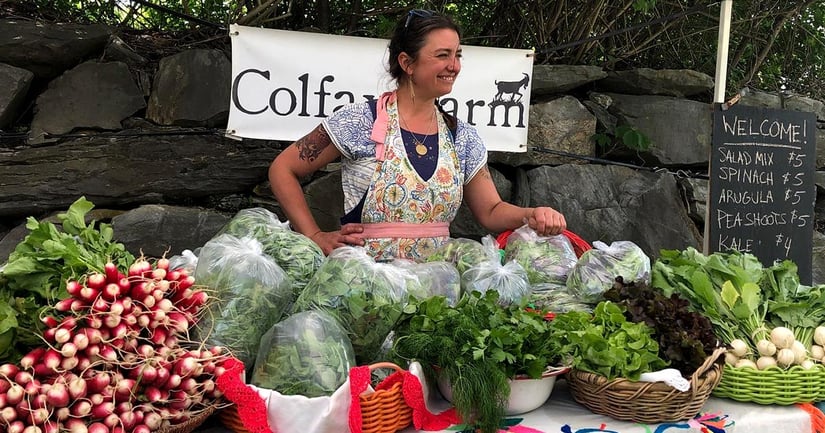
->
{"left": 405, "top": 378, "right": 815, "bottom": 433}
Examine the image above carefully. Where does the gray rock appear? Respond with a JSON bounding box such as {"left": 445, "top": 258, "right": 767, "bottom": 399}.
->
{"left": 29, "top": 61, "right": 146, "bottom": 142}
{"left": 817, "top": 124, "right": 824, "bottom": 169}
{"left": 0, "top": 19, "right": 112, "bottom": 79}
{"left": 739, "top": 89, "right": 825, "bottom": 122}
{"left": 0, "top": 131, "right": 281, "bottom": 219}
{"left": 0, "top": 63, "right": 33, "bottom": 129}
{"left": 531, "top": 65, "right": 607, "bottom": 96}
{"left": 147, "top": 49, "right": 231, "bottom": 127}
{"left": 525, "top": 164, "right": 702, "bottom": 259}
{"left": 603, "top": 93, "right": 712, "bottom": 166}
{"left": 679, "top": 176, "right": 708, "bottom": 225}
{"left": 813, "top": 231, "right": 825, "bottom": 286}
{"left": 490, "top": 96, "right": 595, "bottom": 167}
{"left": 302, "top": 170, "right": 345, "bottom": 233}
{"left": 112, "top": 204, "right": 231, "bottom": 258}
{"left": 597, "top": 68, "right": 714, "bottom": 98}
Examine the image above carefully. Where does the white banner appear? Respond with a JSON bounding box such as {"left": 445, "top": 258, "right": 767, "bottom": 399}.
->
{"left": 227, "top": 24, "right": 533, "bottom": 153}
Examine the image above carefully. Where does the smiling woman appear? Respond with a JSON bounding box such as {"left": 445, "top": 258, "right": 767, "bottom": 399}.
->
{"left": 267, "top": 8, "right": 566, "bottom": 262}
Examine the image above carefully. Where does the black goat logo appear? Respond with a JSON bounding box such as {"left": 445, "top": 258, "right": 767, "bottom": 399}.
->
{"left": 492, "top": 72, "right": 530, "bottom": 103}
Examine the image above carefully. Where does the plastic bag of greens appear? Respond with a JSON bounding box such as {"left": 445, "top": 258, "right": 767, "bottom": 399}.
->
{"left": 566, "top": 240, "right": 650, "bottom": 304}
{"left": 461, "top": 259, "right": 530, "bottom": 305}
{"left": 504, "top": 225, "right": 578, "bottom": 285}
{"left": 194, "top": 234, "right": 292, "bottom": 367}
{"left": 392, "top": 259, "right": 461, "bottom": 305}
{"left": 526, "top": 283, "right": 593, "bottom": 313}
{"left": 291, "top": 246, "right": 411, "bottom": 364}
{"left": 425, "top": 237, "right": 498, "bottom": 275}
{"left": 218, "top": 207, "right": 324, "bottom": 298}
{"left": 251, "top": 310, "right": 355, "bottom": 397}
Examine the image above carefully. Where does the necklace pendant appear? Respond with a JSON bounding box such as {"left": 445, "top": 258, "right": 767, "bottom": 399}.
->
{"left": 415, "top": 140, "right": 427, "bottom": 156}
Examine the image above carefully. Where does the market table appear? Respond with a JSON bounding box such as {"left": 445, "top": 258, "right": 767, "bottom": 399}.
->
{"left": 194, "top": 378, "right": 819, "bottom": 433}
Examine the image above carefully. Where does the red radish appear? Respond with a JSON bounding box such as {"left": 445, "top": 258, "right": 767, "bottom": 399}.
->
{"left": 91, "top": 401, "right": 114, "bottom": 419}
{"left": 59, "top": 341, "right": 78, "bottom": 358}
{"left": 114, "top": 378, "right": 136, "bottom": 400}
{"left": 165, "top": 374, "right": 182, "bottom": 389}
{"left": 56, "top": 406, "right": 71, "bottom": 421}
{"left": 20, "top": 348, "right": 45, "bottom": 369}
{"left": 72, "top": 332, "right": 90, "bottom": 351}
{"left": 67, "top": 279, "right": 82, "bottom": 296}
{"left": 54, "top": 327, "right": 71, "bottom": 345}
{"left": 142, "top": 411, "right": 162, "bottom": 430}
{"left": 151, "top": 268, "right": 167, "bottom": 281}
{"left": 103, "top": 413, "right": 120, "bottom": 428}
{"left": 0, "top": 380, "right": 9, "bottom": 394}
{"left": 86, "top": 372, "right": 111, "bottom": 394}
{"left": 99, "top": 345, "right": 118, "bottom": 363}
{"left": 7, "top": 421, "right": 24, "bottom": 433}
{"left": 104, "top": 262, "right": 119, "bottom": 283}
{"left": 64, "top": 419, "right": 88, "bottom": 433}
{"left": 46, "top": 382, "right": 69, "bottom": 407}
{"left": 86, "top": 273, "right": 106, "bottom": 290}
{"left": 177, "top": 275, "right": 195, "bottom": 291}
{"left": 41, "top": 421, "right": 59, "bottom": 433}
{"left": 0, "top": 362, "right": 20, "bottom": 378}
{"left": 91, "top": 297, "right": 110, "bottom": 313}
{"left": 41, "top": 315, "right": 59, "bottom": 328}
{"left": 43, "top": 348, "right": 62, "bottom": 371}
{"left": 104, "top": 314, "right": 121, "bottom": 329}
{"left": 27, "top": 407, "right": 49, "bottom": 425}
{"left": 130, "top": 281, "right": 151, "bottom": 299}
{"left": 156, "top": 257, "right": 170, "bottom": 271}
{"left": 117, "top": 277, "right": 131, "bottom": 295}
{"left": 68, "top": 375, "right": 87, "bottom": 399}
{"left": 70, "top": 400, "right": 92, "bottom": 417}
{"left": 60, "top": 355, "right": 79, "bottom": 371}
{"left": 14, "top": 370, "right": 33, "bottom": 386}
{"left": 58, "top": 316, "right": 78, "bottom": 330}
{"left": 0, "top": 406, "right": 16, "bottom": 422}
{"left": 88, "top": 422, "right": 109, "bottom": 433}
{"left": 6, "top": 383, "right": 23, "bottom": 405}
{"left": 102, "top": 283, "right": 120, "bottom": 301}
{"left": 165, "top": 269, "right": 180, "bottom": 281}
{"left": 133, "top": 424, "right": 151, "bottom": 433}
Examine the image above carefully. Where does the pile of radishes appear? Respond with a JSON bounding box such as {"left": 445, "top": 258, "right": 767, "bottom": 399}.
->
{"left": 0, "top": 257, "right": 230, "bottom": 433}
{"left": 725, "top": 326, "right": 825, "bottom": 371}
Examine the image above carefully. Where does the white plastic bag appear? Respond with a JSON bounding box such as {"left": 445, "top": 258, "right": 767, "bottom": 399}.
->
{"left": 566, "top": 240, "right": 651, "bottom": 304}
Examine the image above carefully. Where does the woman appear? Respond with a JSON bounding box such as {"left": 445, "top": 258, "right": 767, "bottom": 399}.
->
{"left": 269, "top": 10, "right": 566, "bottom": 260}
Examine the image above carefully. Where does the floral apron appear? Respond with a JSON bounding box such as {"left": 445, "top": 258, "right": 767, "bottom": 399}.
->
{"left": 358, "top": 93, "right": 463, "bottom": 261}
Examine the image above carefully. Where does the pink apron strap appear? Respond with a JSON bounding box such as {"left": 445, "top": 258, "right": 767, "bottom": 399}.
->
{"left": 357, "top": 222, "right": 450, "bottom": 239}
{"left": 370, "top": 91, "right": 396, "bottom": 162}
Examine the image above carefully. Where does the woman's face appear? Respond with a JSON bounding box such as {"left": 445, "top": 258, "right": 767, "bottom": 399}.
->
{"left": 408, "top": 28, "right": 462, "bottom": 99}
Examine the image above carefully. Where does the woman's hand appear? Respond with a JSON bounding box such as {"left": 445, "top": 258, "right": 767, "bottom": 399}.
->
{"left": 309, "top": 223, "right": 365, "bottom": 255}
{"left": 527, "top": 206, "right": 566, "bottom": 236}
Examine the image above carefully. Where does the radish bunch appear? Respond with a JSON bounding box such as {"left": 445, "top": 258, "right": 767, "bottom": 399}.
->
{"left": 0, "top": 257, "right": 229, "bottom": 433}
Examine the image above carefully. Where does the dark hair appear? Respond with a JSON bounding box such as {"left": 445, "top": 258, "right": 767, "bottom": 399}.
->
{"left": 387, "top": 10, "right": 461, "bottom": 85}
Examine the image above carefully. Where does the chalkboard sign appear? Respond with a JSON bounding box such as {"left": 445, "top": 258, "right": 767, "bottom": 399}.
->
{"left": 708, "top": 104, "right": 816, "bottom": 285}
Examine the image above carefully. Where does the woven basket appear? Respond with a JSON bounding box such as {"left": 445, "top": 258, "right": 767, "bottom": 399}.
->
{"left": 156, "top": 404, "right": 218, "bottom": 433}
{"left": 359, "top": 362, "right": 413, "bottom": 433}
{"left": 565, "top": 347, "right": 726, "bottom": 424}
{"left": 713, "top": 364, "right": 825, "bottom": 405}
{"left": 218, "top": 404, "right": 250, "bottom": 433}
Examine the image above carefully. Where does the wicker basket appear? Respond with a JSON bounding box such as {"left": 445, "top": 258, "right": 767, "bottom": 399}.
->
{"left": 713, "top": 364, "right": 825, "bottom": 405}
{"left": 359, "top": 362, "right": 413, "bottom": 433}
{"left": 156, "top": 404, "right": 219, "bottom": 433}
{"left": 218, "top": 404, "right": 251, "bottom": 433}
{"left": 565, "top": 347, "right": 726, "bottom": 424}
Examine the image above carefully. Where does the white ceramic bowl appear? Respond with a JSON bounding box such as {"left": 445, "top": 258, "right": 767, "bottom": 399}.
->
{"left": 437, "top": 367, "right": 569, "bottom": 415}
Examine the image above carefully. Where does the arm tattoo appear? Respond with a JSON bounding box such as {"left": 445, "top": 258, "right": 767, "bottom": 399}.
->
{"left": 295, "top": 125, "right": 332, "bottom": 162}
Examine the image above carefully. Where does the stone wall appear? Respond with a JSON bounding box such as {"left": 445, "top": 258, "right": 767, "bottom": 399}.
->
{"left": 1, "top": 19, "right": 824, "bottom": 283}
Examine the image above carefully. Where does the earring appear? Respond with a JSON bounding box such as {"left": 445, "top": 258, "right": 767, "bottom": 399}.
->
{"left": 408, "top": 78, "right": 415, "bottom": 104}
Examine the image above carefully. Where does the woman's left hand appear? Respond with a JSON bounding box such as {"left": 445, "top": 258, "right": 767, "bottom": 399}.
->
{"left": 527, "top": 206, "right": 566, "bottom": 236}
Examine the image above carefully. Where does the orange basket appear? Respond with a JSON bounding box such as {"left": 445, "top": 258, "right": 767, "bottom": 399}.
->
{"left": 359, "top": 362, "right": 413, "bottom": 433}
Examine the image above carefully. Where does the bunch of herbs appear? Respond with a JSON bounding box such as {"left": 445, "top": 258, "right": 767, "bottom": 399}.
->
{"left": 391, "top": 290, "right": 561, "bottom": 433}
